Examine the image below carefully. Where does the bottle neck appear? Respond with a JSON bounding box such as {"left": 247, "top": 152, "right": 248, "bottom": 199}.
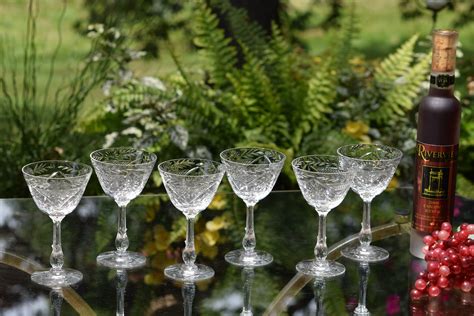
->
{"left": 429, "top": 71, "right": 455, "bottom": 96}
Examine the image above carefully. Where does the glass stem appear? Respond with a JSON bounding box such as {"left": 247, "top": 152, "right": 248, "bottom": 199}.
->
{"left": 314, "top": 212, "right": 328, "bottom": 265}
{"left": 116, "top": 269, "right": 127, "bottom": 316}
{"left": 182, "top": 282, "right": 195, "bottom": 316}
{"left": 242, "top": 204, "right": 256, "bottom": 255}
{"left": 359, "top": 201, "right": 372, "bottom": 249}
{"left": 355, "top": 262, "right": 370, "bottom": 314}
{"left": 50, "top": 289, "right": 63, "bottom": 316}
{"left": 241, "top": 267, "right": 255, "bottom": 316}
{"left": 183, "top": 217, "right": 197, "bottom": 271}
{"left": 313, "top": 278, "right": 326, "bottom": 316}
{"left": 116, "top": 206, "right": 129, "bottom": 254}
{"left": 50, "top": 219, "right": 64, "bottom": 273}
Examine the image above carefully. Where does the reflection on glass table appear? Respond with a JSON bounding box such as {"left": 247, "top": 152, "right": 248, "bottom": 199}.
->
{"left": 0, "top": 189, "right": 473, "bottom": 315}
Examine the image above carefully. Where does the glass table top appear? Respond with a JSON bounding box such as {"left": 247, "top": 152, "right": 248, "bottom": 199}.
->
{"left": 0, "top": 188, "right": 473, "bottom": 315}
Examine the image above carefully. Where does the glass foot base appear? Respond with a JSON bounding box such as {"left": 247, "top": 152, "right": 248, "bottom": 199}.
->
{"left": 296, "top": 259, "right": 345, "bottom": 278}
{"left": 31, "top": 268, "right": 82, "bottom": 288}
{"left": 341, "top": 245, "right": 389, "bottom": 263}
{"left": 225, "top": 249, "right": 273, "bottom": 267}
{"left": 164, "top": 263, "right": 214, "bottom": 281}
{"left": 354, "top": 305, "right": 370, "bottom": 315}
{"left": 97, "top": 251, "right": 146, "bottom": 269}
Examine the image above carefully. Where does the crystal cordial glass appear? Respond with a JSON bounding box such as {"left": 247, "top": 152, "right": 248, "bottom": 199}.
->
{"left": 158, "top": 158, "right": 224, "bottom": 281}
{"left": 292, "top": 155, "right": 352, "bottom": 277}
{"left": 22, "top": 160, "right": 92, "bottom": 287}
{"left": 220, "top": 147, "right": 285, "bottom": 267}
{"left": 337, "top": 144, "right": 402, "bottom": 262}
{"left": 91, "top": 147, "right": 157, "bottom": 269}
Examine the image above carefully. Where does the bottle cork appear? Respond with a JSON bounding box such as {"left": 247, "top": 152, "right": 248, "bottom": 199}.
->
{"left": 431, "top": 29, "right": 458, "bottom": 73}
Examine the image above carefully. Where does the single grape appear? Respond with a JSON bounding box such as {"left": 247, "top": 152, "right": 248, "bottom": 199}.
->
{"left": 419, "top": 271, "right": 427, "bottom": 280}
{"left": 461, "top": 281, "right": 472, "bottom": 293}
{"left": 423, "top": 235, "right": 435, "bottom": 246}
{"left": 410, "top": 288, "right": 423, "bottom": 301}
{"left": 432, "top": 230, "right": 440, "bottom": 239}
{"left": 428, "top": 285, "right": 441, "bottom": 297}
{"left": 441, "top": 222, "right": 452, "bottom": 232}
{"left": 458, "top": 230, "right": 469, "bottom": 241}
{"left": 469, "top": 245, "right": 474, "bottom": 257}
{"left": 427, "top": 261, "right": 439, "bottom": 272}
{"left": 422, "top": 245, "right": 430, "bottom": 255}
{"left": 439, "top": 265, "right": 450, "bottom": 276}
{"left": 441, "top": 256, "right": 451, "bottom": 266}
{"left": 460, "top": 245, "right": 470, "bottom": 257}
{"left": 467, "top": 224, "right": 474, "bottom": 234}
{"left": 450, "top": 254, "right": 460, "bottom": 264}
{"left": 433, "top": 248, "right": 443, "bottom": 258}
{"left": 415, "top": 278, "right": 427, "bottom": 291}
{"left": 438, "top": 230, "right": 450, "bottom": 241}
{"left": 438, "top": 276, "right": 449, "bottom": 288}
{"left": 460, "top": 223, "right": 469, "bottom": 231}
{"left": 428, "top": 272, "right": 438, "bottom": 281}
{"left": 452, "top": 264, "right": 461, "bottom": 274}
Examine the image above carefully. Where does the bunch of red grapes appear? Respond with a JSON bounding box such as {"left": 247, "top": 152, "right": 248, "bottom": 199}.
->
{"left": 410, "top": 222, "right": 474, "bottom": 301}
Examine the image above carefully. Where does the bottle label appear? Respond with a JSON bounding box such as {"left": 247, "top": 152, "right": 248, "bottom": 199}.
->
{"left": 413, "top": 142, "right": 458, "bottom": 232}
{"left": 430, "top": 73, "right": 455, "bottom": 89}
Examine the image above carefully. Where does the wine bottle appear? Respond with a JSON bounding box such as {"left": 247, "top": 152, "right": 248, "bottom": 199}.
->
{"left": 410, "top": 30, "right": 461, "bottom": 258}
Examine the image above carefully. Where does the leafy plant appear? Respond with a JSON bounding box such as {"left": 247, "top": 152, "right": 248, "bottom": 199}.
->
{"left": 0, "top": 1, "right": 127, "bottom": 197}
{"left": 96, "top": 0, "right": 433, "bottom": 188}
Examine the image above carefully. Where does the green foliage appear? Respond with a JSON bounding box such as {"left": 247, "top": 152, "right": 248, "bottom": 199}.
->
{"left": 96, "top": 0, "right": 433, "bottom": 187}
{"left": 78, "top": 0, "right": 191, "bottom": 57}
{"left": 371, "top": 35, "right": 431, "bottom": 123}
{"left": 0, "top": 1, "right": 126, "bottom": 197}
{"left": 193, "top": 0, "right": 237, "bottom": 88}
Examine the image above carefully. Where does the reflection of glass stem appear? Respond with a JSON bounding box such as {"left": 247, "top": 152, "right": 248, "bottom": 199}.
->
{"left": 116, "top": 269, "right": 128, "bottom": 316}
{"left": 242, "top": 204, "right": 256, "bottom": 256}
{"left": 182, "top": 282, "right": 195, "bottom": 316}
{"left": 50, "top": 288, "right": 63, "bottom": 316}
{"left": 116, "top": 206, "right": 129, "bottom": 255}
{"left": 183, "top": 217, "right": 197, "bottom": 273}
{"left": 354, "top": 262, "right": 370, "bottom": 315}
{"left": 313, "top": 278, "right": 326, "bottom": 316}
{"left": 359, "top": 201, "right": 372, "bottom": 250}
{"left": 51, "top": 220, "right": 64, "bottom": 274}
{"left": 241, "top": 267, "right": 255, "bottom": 316}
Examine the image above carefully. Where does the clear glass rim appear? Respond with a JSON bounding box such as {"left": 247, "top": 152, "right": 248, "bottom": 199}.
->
{"left": 158, "top": 158, "right": 224, "bottom": 178}
{"left": 336, "top": 144, "right": 403, "bottom": 163}
{"left": 22, "top": 160, "right": 93, "bottom": 180}
{"left": 90, "top": 147, "right": 157, "bottom": 166}
{"left": 220, "top": 147, "right": 286, "bottom": 166}
{"left": 291, "top": 154, "right": 351, "bottom": 175}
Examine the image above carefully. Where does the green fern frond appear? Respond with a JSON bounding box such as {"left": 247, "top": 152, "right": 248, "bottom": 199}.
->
{"left": 265, "top": 23, "right": 306, "bottom": 111}
{"left": 228, "top": 43, "right": 281, "bottom": 123}
{"left": 193, "top": 0, "right": 237, "bottom": 87}
{"left": 374, "top": 35, "right": 418, "bottom": 90}
{"left": 213, "top": 0, "right": 268, "bottom": 58}
{"left": 371, "top": 36, "right": 431, "bottom": 123}
{"left": 332, "top": 1, "right": 359, "bottom": 69}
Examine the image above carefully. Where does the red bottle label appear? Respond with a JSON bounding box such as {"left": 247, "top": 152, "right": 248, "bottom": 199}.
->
{"left": 413, "top": 142, "right": 458, "bottom": 232}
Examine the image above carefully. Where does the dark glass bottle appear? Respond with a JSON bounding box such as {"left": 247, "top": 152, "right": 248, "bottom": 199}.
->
{"left": 410, "top": 30, "right": 461, "bottom": 258}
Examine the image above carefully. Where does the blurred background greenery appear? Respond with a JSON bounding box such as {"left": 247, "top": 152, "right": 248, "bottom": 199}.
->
{"left": 0, "top": 0, "right": 473, "bottom": 198}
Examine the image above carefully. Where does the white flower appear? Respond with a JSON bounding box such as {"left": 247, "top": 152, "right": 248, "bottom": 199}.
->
{"left": 121, "top": 127, "right": 143, "bottom": 138}
{"left": 103, "top": 132, "right": 118, "bottom": 148}
{"left": 141, "top": 76, "right": 166, "bottom": 91}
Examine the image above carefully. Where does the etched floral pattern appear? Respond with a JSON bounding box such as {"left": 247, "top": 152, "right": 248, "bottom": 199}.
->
{"left": 337, "top": 144, "right": 402, "bottom": 202}
{"left": 158, "top": 159, "right": 224, "bottom": 218}
{"left": 220, "top": 147, "right": 285, "bottom": 205}
{"left": 292, "top": 155, "right": 352, "bottom": 212}
{"left": 91, "top": 147, "right": 157, "bottom": 207}
{"left": 22, "top": 161, "right": 92, "bottom": 218}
